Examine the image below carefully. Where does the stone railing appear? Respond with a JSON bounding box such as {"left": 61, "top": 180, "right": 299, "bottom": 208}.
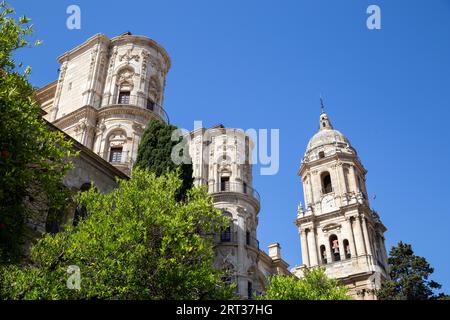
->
{"left": 209, "top": 181, "right": 261, "bottom": 203}
{"left": 89, "top": 94, "right": 169, "bottom": 123}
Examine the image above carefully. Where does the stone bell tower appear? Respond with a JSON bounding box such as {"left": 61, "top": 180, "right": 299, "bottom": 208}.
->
{"left": 292, "top": 104, "right": 390, "bottom": 300}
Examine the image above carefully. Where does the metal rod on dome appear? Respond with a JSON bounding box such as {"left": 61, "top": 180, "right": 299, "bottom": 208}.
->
{"left": 320, "top": 95, "right": 325, "bottom": 114}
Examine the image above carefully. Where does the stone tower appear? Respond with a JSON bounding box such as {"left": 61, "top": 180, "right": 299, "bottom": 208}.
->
{"left": 292, "top": 109, "right": 389, "bottom": 300}
{"left": 188, "top": 125, "right": 289, "bottom": 299}
{"left": 39, "top": 33, "right": 170, "bottom": 175}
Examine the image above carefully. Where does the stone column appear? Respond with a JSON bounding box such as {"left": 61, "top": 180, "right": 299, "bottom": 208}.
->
{"left": 346, "top": 165, "right": 356, "bottom": 193}
{"left": 332, "top": 164, "right": 341, "bottom": 196}
{"left": 312, "top": 170, "right": 321, "bottom": 204}
{"left": 353, "top": 215, "right": 366, "bottom": 256}
{"left": 213, "top": 163, "right": 219, "bottom": 192}
{"left": 337, "top": 164, "right": 346, "bottom": 207}
{"left": 95, "top": 120, "right": 106, "bottom": 155}
{"left": 325, "top": 239, "right": 333, "bottom": 263}
{"left": 380, "top": 236, "right": 389, "bottom": 266}
{"left": 300, "top": 229, "right": 310, "bottom": 266}
{"left": 308, "top": 174, "right": 314, "bottom": 205}
{"left": 307, "top": 228, "right": 319, "bottom": 266}
{"left": 346, "top": 218, "right": 357, "bottom": 258}
{"left": 302, "top": 177, "right": 310, "bottom": 207}
{"left": 361, "top": 216, "right": 373, "bottom": 257}
{"left": 338, "top": 234, "right": 346, "bottom": 260}
{"left": 339, "top": 164, "right": 348, "bottom": 194}
{"left": 236, "top": 211, "right": 246, "bottom": 296}
{"left": 131, "top": 123, "right": 144, "bottom": 165}
{"left": 353, "top": 166, "right": 360, "bottom": 192}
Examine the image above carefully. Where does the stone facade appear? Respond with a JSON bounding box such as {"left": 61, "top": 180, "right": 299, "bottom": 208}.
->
{"left": 37, "top": 32, "right": 170, "bottom": 175}
{"left": 292, "top": 111, "right": 389, "bottom": 300}
{"left": 26, "top": 121, "right": 127, "bottom": 251}
{"left": 36, "top": 33, "right": 289, "bottom": 299}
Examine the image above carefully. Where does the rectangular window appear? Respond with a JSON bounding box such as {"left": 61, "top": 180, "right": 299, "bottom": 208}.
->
{"left": 109, "top": 147, "right": 123, "bottom": 163}
{"left": 247, "top": 281, "right": 253, "bottom": 300}
{"left": 220, "top": 226, "right": 231, "bottom": 242}
{"left": 146, "top": 99, "right": 155, "bottom": 111}
{"left": 246, "top": 231, "right": 250, "bottom": 246}
{"left": 118, "top": 91, "right": 130, "bottom": 104}
{"left": 220, "top": 177, "right": 230, "bottom": 191}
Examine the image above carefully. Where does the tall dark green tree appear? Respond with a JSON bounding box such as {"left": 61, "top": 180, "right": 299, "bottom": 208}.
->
{"left": 135, "top": 119, "right": 193, "bottom": 199}
{"left": 0, "top": 1, "right": 74, "bottom": 264}
{"left": 377, "top": 241, "right": 444, "bottom": 300}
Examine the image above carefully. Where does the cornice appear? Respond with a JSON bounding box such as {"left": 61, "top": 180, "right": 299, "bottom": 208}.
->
{"left": 211, "top": 192, "right": 260, "bottom": 214}
{"left": 57, "top": 33, "right": 110, "bottom": 63}
{"left": 298, "top": 152, "right": 367, "bottom": 177}
{"left": 56, "top": 33, "right": 171, "bottom": 74}
{"left": 110, "top": 34, "right": 171, "bottom": 72}
{"left": 97, "top": 104, "right": 161, "bottom": 121}
{"left": 53, "top": 105, "right": 98, "bottom": 129}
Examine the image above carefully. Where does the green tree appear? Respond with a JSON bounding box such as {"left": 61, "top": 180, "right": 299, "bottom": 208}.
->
{"left": 377, "top": 241, "right": 443, "bottom": 300}
{"left": 0, "top": 1, "right": 74, "bottom": 263}
{"left": 135, "top": 119, "right": 193, "bottom": 200}
{"left": 259, "top": 267, "right": 351, "bottom": 300}
{"left": 0, "top": 169, "right": 235, "bottom": 300}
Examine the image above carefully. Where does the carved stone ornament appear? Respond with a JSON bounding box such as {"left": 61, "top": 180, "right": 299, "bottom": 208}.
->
{"left": 58, "top": 62, "right": 68, "bottom": 82}
{"left": 119, "top": 48, "right": 140, "bottom": 63}
{"left": 322, "top": 223, "right": 342, "bottom": 233}
{"left": 148, "top": 75, "right": 161, "bottom": 102}
{"left": 108, "top": 130, "right": 127, "bottom": 147}
{"left": 116, "top": 69, "right": 135, "bottom": 89}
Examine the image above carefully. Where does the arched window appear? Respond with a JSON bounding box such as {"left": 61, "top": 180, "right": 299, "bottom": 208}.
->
{"left": 221, "top": 262, "right": 235, "bottom": 289}
{"left": 343, "top": 239, "right": 351, "bottom": 259}
{"left": 116, "top": 67, "right": 134, "bottom": 104}
{"left": 220, "top": 211, "right": 233, "bottom": 242}
{"left": 329, "top": 234, "right": 341, "bottom": 262}
{"left": 319, "top": 151, "right": 325, "bottom": 159}
{"left": 247, "top": 281, "right": 253, "bottom": 300}
{"left": 106, "top": 129, "right": 127, "bottom": 164}
{"left": 321, "top": 172, "right": 332, "bottom": 194}
{"left": 320, "top": 245, "right": 327, "bottom": 264}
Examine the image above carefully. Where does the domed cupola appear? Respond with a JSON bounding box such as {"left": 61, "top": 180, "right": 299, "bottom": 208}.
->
{"left": 303, "top": 108, "right": 356, "bottom": 163}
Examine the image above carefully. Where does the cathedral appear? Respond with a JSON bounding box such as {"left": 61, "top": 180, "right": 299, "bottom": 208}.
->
{"left": 35, "top": 32, "right": 389, "bottom": 300}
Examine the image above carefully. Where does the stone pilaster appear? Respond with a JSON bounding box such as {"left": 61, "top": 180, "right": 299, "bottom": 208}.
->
{"left": 300, "top": 229, "right": 310, "bottom": 266}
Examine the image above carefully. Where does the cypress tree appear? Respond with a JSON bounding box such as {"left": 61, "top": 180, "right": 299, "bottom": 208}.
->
{"left": 135, "top": 119, "right": 193, "bottom": 200}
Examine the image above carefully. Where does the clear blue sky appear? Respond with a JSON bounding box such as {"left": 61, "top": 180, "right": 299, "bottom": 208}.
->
{"left": 10, "top": 0, "right": 450, "bottom": 293}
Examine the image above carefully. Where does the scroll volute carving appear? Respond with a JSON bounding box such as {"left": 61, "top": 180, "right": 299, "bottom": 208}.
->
{"left": 148, "top": 75, "right": 161, "bottom": 102}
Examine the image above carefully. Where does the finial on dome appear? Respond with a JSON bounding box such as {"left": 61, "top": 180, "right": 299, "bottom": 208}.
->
{"left": 320, "top": 95, "right": 325, "bottom": 114}
{"left": 318, "top": 98, "right": 333, "bottom": 131}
